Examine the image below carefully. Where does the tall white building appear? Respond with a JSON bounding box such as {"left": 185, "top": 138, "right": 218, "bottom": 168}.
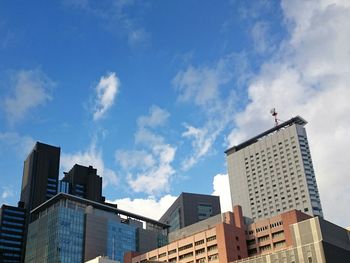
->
{"left": 225, "top": 116, "right": 323, "bottom": 220}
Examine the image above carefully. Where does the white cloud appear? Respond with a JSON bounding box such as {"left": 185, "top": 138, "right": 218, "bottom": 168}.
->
{"left": 107, "top": 194, "right": 177, "bottom": 220}
{"left": 212, "top": 173, "right": 232, "bottom": 213}
{"left": 173, "top": 54, "right": 249, "bottom": 170}
{"left": 137, "top": 105, "right": 170, "bottom": 128}
{"left": 227, "top": 0, "right": 350, "bottom": 227}
{"left": 93, "top": 72, "right": 120, "bottom": 121}
{"left": 1, "top": 186, "right": 14, "bottom": 200}
{"left": 0, "top": 132, "right": 35, "bottom": 159}
{"left": 116, "top": 150, "right": 155, "bottom": 171}
{"left": 116, "top": 106, "right": 177, "bottom": 195}
{"left": 181, "top": 124, "right": 216, "bottom": 171}
{"left": 251, "top": 21, "right": 274, "bottom": 54}
{"left": 64, "top": 0, "right": 150, "bottom": 47}
{"left": 4, "top": 69, "right": 53, "bottom": 124}
{"left": 61, "top": 141, "right": 118, "bottom": 188}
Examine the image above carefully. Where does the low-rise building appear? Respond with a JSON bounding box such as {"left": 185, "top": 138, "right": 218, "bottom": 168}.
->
{"left": 233, "top": 216, "right": 350, "bottom": 263}
{"left": 129, "top": 207, "right": 313, "bottom": 263}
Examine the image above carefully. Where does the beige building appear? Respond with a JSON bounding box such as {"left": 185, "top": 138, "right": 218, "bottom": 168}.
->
{"left": 233, "top": 217, "right": 350, "bottom": 263}
{"left": 127, "top": 207, "right": 313, "bottom": 263}
{"left": 129, "top": 207, "right": 248, "bottom": 263}
{"left": 226, "top": 116, "right": 323, "bottom": 220}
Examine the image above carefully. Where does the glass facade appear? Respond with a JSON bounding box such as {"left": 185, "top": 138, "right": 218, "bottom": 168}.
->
{"left": 25, "top": 195, "right": 168, "bottom": 263}
{"left": 25, "top": 199, "right": 84, "bottom": 263}
{"left": 58, "top": 181, "right": 70, "bottom": 194}
{"left": 107, "top": 220, "right": 137, "bottom": 263}
{"left": 197, "top": 204, "right": 213, "bottom": 220}
{"left": 169, "top": 208, "right": 181, "bottom": 232}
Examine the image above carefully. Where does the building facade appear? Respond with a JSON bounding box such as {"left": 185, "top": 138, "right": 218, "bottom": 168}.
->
{"left": 130, "top": 207, "right": 316, "bottom": 263}
{"left": 233, "top": 217, "right": 350, "bottom": 263}
{"left": 159, "top": 193, "right": 221, "bottom": 232}
{"left": 0, "top": 203, "right": 27, "bottom": 263}
{"left": 60, "top": 164, "right": 105, "bottom": 203}
{"left": 244, "top": 209, "right": 311, "bottom": 257}
{"left": 226, "top": 116, "right": 323, "bottom": 220}
{"left": 24, "top": 193, "right": 168, "bottom": 263}
{"left": 131, "top": 207, "right": 247, "bottom": 263}
{"left": 20, "top": 142, "right": 61, "bottom": 211}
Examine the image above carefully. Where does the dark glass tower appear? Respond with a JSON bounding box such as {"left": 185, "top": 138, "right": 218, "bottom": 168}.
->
{"left": 0, "top": 203, "right": 27, "bottom": 263}
{"left": 60, "top": 164, "right": 105, "bottom": 203}
{"left": 20, "top": 142, "right": 60, "bottom": 211}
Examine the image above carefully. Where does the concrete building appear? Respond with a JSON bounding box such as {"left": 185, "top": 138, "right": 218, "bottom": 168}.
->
{"left": 159, "top": 193, "right": 221, "bottom": 232}
{"left": 0, "top": 203, "right": 27, "bottom": 263}
{"left": 24, "top": 193, "right": 168, "bottom": 263}
{"left": 20, "top": 142, "right": 61, "bottom": 211}
{"left": 130, "top": 207, "right": 315, "bottom": 263}
{"left": 60, "top": 164, "right": 105, "bottom": 203}
{"left": 226, "top": 116, "right": 323, "bottom": 220}
{"left": 131, "top": 206, "right": 247, "bottom": 263}
{"left": 244, "top": 209, "right": 311, "bottom": 257}
{"left": 233, "top": 217, "right": 350, "bottom": 263}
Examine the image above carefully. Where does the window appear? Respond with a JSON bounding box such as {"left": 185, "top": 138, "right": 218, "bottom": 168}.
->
{"left": 197, "top": 204, "right": 213, "bottom": 220}
{"left": 206, "top": 236, "right": 216, "bottom": 242}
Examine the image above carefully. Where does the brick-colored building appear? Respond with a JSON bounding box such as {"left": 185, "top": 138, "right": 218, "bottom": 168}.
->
{"left": 129, "top": 207, "right": 247, "bottom": 263}
{"left": 127, "top": 207, "right": 311, "bottom": 263}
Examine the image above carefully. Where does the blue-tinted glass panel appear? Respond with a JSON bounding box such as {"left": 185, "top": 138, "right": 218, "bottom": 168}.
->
{"left": 107, "top": 221, "right": 136, "bottom": 263}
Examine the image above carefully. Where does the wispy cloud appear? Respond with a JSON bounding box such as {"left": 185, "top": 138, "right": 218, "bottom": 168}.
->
{"left": 61, "top": 140, "right": 118, "bottom": 188}
{"left": 93, "top": 72, "right": 120, "bottom": 121}
{"left": 0, "top": 132, "right": 35, "bottom": 159}
{"left": 251, "top": 21, "right": 275, "bottom": 54}
{"left": 1, "top": 186, "right": 14, "bottom": 200}
{"left": 227, "top": 0, "right": 350, "bottom": 227}
{"left": 63, "top": 0, "right": 150, "bottom": 47}
{"left": 107, "top": 194, "right": 177, "bottom": 220}
{"left": 116, "top": 106, "right": 177, "bottom": 195}
{"left": 3, "top": 69, "right": 53, "bottom": 125}
{"left": 173, "top": 53, "right": 250, "bottom": 170}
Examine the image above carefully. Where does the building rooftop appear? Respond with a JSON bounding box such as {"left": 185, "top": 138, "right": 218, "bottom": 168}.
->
{"left": 225, "top": 116, "right": 307, "bottom": 155}
{"left": 30, "top": 192, "right": 169, "bottom": 229}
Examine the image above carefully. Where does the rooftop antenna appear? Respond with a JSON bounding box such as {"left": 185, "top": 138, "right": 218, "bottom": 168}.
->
{"left": 270, "top": 108, "right": 279, "bottom": 127}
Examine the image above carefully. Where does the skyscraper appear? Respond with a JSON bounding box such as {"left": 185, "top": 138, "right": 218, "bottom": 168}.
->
{"left": 0, "top": 203, "right": 27, "bottom": 263}
{"left": 225, "top": 116, "right": 323, "bottom": 220}
{"left": 60, "top": 164, "right": 105, "bottom": 203}
{"left": 20, "top": 142, "right": 60, "bottom": 211}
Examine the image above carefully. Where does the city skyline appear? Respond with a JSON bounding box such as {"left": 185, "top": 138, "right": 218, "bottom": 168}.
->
{"left": 1, "top": 0, "right": 350, "bottom": 228}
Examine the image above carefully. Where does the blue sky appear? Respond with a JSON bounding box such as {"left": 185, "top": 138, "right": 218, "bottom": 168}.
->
{"left": 1, "top": 0, "right": 350, "bottom": 227}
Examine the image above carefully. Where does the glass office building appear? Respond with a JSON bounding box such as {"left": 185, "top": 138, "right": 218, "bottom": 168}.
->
{"left": 107, "top": 221, "right": 136, "bottom": 262}
{"left": 25, "top": 193, "right": 168, "bottom": 263}
{"left": 25, "top": 199, "right": 85, "bottom": 263}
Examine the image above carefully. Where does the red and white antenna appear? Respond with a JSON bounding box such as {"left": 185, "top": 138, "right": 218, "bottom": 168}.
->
{"left": 270, "top": 108, "right": 279, "bottom": 126}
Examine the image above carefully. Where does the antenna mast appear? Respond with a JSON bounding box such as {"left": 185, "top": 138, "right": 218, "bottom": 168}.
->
{"left": 270, "top": 108, "right": 279, "bottom": 127}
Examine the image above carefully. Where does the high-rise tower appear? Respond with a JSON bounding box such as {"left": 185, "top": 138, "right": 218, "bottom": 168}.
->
{"left": 20, "top": 142, "right": 60, "bottom": 211}
{"left": 225, "top": 116, "right": 323, "bottom": 220}
{"left": 60, "top": 164, "right": 105, "bottom": 203}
